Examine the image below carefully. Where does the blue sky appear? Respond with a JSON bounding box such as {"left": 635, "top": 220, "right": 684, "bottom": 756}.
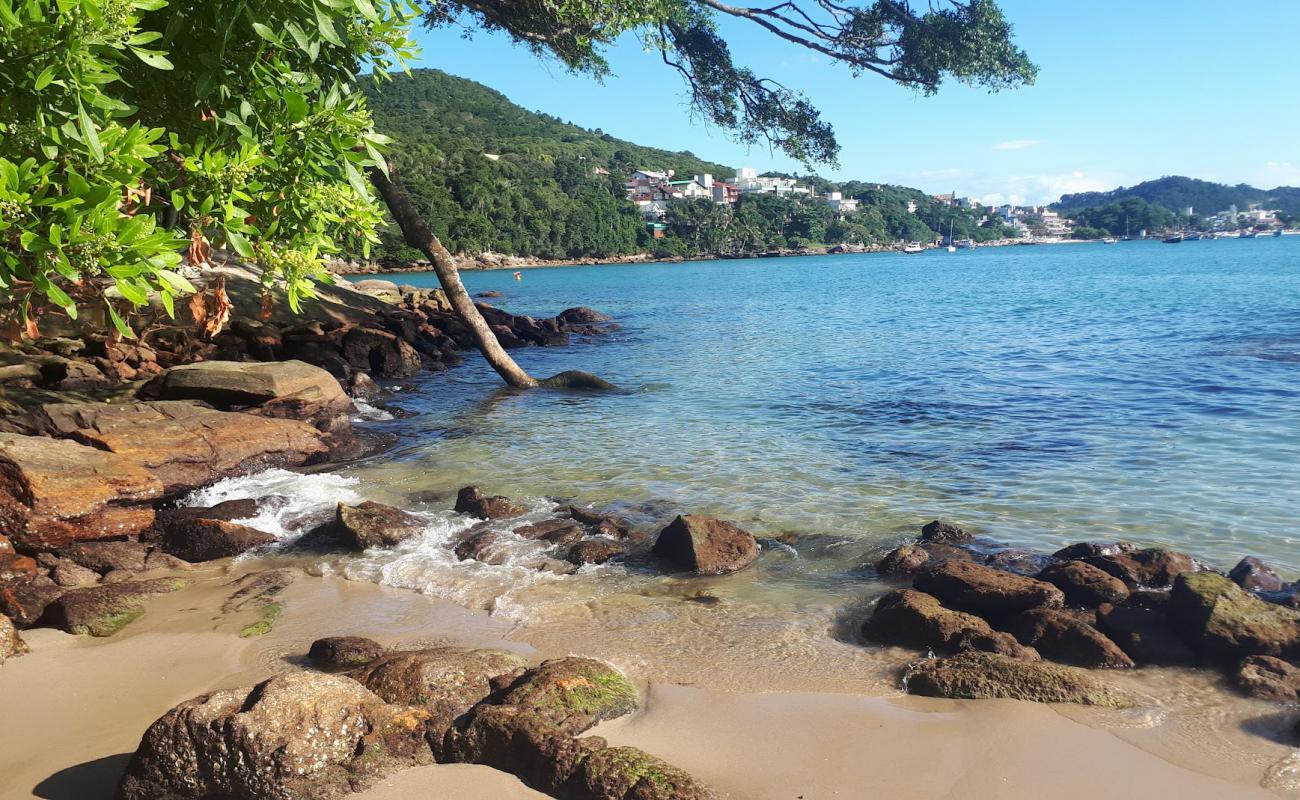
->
{"left": 410, "top": 1, "right": 1300, "bottom": 205}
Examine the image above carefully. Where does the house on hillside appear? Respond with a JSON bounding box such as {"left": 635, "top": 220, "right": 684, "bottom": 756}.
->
{"left": 732, "top": 166, "right": 812, "bottom": 196}
{"left": 824, "top": 191, "right": 859, "bottom": 216}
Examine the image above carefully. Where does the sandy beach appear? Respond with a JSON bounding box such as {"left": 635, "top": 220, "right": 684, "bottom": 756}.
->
{"left": 3, "top": 562, "right": 1293, "bottom": 800}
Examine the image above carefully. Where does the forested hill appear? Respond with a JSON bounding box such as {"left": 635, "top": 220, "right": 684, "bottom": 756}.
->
{"left": 1055, "top": 176, "right": 1300, "bottom": 215}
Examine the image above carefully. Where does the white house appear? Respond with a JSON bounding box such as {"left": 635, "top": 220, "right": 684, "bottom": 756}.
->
{"left": 732, "top": 166, "right": 811, "bottom": 196}
{"left": 824, "top": 191, "right": 859, "bottom": 215}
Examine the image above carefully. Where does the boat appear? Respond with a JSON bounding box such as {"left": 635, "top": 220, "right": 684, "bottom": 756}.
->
{"left": 1101, "top": 237, "right": 1118, "bottom": 244}
{"left": 1240, "top": 230, "right": 1258, "bottom": 239}
{"left": 902, "top": 243, "right": 925, "bottom": 254}
{"left": 945, "top": 220, "right": 957, "bottom": 252}
{"left": 1274, "top": 229, "right": 1284, "bottom": 237}
{"left": 1184, "top": 233, "right": 1201, "bottom": 241}
{"left": 956, "top": 238, "right": 975, "bottom": 249}
{"left": 1162, "top": 233, "right": 1183, "bottom": 244}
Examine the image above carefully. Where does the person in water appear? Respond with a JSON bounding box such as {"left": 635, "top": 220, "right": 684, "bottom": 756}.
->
{"left": 514, "top": 271, "right": 522, "bottom": 281}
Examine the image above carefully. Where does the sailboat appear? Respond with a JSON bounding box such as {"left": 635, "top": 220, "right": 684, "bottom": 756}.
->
{"left": 946, "top": 220, "right": 957, "bottom": 252}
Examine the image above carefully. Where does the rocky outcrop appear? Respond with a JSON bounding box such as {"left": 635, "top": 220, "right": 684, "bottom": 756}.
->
{"left": 515, "top": 519, "right": 584, "bottom": 542}
{"left": 1168, "top": 572, "right": 1300, "bottom": 662}
{"left": 159, "top": 519, "right": 277, "bottom": 562}
{"left": 876, "top": 544, "right": 931, "bottom": 575}
{"left": 116, "top": 672, "right": 432, "bottom": 800}
{"left": 141, "top": 360, "right": 353, "bottom": 417}
{"left": 1094, "top": 603, "right": 1194, "bottom": 666}
{"left": 919, "top": 519, "right": 972, "bottom": 544}
{"left": 351, "top": 647, "right": 528, "bottom": 733}
{"left": 1083, "top": 547, "right": 1196, "bottom": 588}
{"left": 651, "top": 515, "right": 759, "bottom": 575}
{"left": 308, "top": 636, "right": 386, "bottom": 669}
{"left": 42, "top": 577, "right": 187, "bottom": 636}
{"left": 573, "top": 746, "right": 715, "bottom": 800}
{"left": 55, "top": 540, "right": 152, "bottom": 574}
{"left": 454, "top": 486, "right": 524, "bottom": 520}
{"left": 1234, "top": 655, "right": 1300, "bottom": 702}
{"left": 0, "top": 582, "right": 63, "bottom": 627}
{"left": 496, "top": 657, "right": 638, "bottom": 735}
{"left": 1228, "top": 557, "right": 1284, "bottom": 593}
{"left": 862, "top": 589, "right": 1038, "bottom": 660}
{"left": 1009, "top": 608, "right": 1134, "bottom": 669}
{"left": 566, "top": 539, "right": 625, "bottom": 566}
{"left": 333, "top": 502, "right": 427, "bottom": 550}
{"left": 904, "top": 651, "right": 1137, "bottom": 707}
{"left": 0, "top": 612, "right": 26, "bottom": 664}
{"left": 912, "top": 561, "right": 1064, "bottom": 616}
{"left": 1052, "top": 541, "right": 1136, "bottom": 560}
{"left": 1036, "top": 560, "right": 1130, "bottom": 608}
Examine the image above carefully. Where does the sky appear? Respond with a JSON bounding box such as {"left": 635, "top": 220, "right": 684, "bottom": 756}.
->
{"left": 409, "top": 1, "right": 1300, "bottom": 205}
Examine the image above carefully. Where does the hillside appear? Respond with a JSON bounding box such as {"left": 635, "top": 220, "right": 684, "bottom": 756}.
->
{"left": 1055, "top": 176, "right": 1300, "bottom": 216}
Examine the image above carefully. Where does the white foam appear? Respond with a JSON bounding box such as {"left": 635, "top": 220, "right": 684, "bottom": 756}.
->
{"left": 352, "top": 399, "right": 394, "bottom": 421}
{"left": 182, "top": 468, "right": 364, "bottom": 539}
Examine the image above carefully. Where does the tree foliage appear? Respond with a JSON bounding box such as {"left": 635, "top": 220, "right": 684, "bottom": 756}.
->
{"left": 1055, "top": 176, "right": 1300, "bottom": 217}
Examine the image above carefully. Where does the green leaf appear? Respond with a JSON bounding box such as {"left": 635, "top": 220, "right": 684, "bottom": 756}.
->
{"left": 132, "top": 0, "right": 169, "bottom": 9}
{"left": 34, "top": 64, "right": 56, "bottom": 90}
{"left": 170, "top": 190, "right": 185, "bottom": 210}
{"left": 283, "top": 91, "right": 308, "bottom": 121}
{"left": 251, "top": 22, "right": 282, "bottom": 45}
{"left": 225, "top": 230, "right": 254, "bottom": 258}
{"left": 314, "top": 4, "right": 343, "bottom": 46}
{"left": 105, "top": 301, "right": 136, "bottom": 339}
{"left": 157, "top": 269, "right": 196, "bottom": 293}
{"left": 131, "top": 47, "right": 175, "bottom": 70}
{"left": 127, "top": 31, "right": 163, "bottom": 45}
{"left": 77, "top": 102, "right": 103, "bottom": 163}
{"left": 43, "top": 281, "right": 74, "bottom": 312}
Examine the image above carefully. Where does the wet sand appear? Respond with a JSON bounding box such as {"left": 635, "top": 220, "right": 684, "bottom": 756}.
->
{"left": 1, "top": 566, "right": 1294, "bottom": 799}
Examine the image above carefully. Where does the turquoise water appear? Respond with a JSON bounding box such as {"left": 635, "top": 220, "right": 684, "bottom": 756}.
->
{"left": 358, "top": 238, "right": 1300, "bottom": 576}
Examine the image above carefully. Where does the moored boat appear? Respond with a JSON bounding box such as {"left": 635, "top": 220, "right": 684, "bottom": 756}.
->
{"left": 1162, "top": 233, "right": 1183, "bottom": 244}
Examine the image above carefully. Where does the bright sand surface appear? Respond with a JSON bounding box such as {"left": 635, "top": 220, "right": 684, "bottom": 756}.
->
{"left": 0, "top": 566, "right": 1293, "bottom": 800}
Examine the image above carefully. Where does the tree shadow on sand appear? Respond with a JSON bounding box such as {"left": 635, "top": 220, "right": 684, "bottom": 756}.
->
{"left": 33, "top": 753, "right": 131, "bottom": 800}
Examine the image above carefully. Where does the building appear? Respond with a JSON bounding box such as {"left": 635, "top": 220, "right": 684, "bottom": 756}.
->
{"left": 823, "top": 191, "right": 859, "bottom": 216}
{"left": 732, "top": 166, "right": 812, "bottom": 196}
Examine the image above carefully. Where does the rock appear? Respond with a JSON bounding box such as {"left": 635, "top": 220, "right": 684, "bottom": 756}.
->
{"left": 862, "top": 589, "right": 1038, "bottom": 660}
{"left": 574, "top": 746, "right": 716, "bottom": 800}
{"left": 1261, "top": 583, "right": 1300, "bottom": 609}
{"left": 0, "top": 432, "right": 162, "bottom": 548}
{"left": 0, "top": 612, "right": 26, "bottom": 664}
{"left": 47, "top": 557, "right": 101, "bottom": 588}
{"left": 342, "top": 327, "right": 422, "bottom": 378}
{"left": 1052, "top": 541, "right": 1137, "bottom": 560}
{"left": 1094, "top": 603, "right": 1194, "bottom": 665}
{"left": 651, "top": 515, "right": 759, "bottom": 575}
{"left": 565, "top": 505, "right": 607, "bottom": 525}
{"left": 0, "top": 553, "right": 37, "bottom": 584}
{"left": 453, "top": 530, "right": 505, "bottom": 564}
{"left": 308, "top": 636, "right": 386, "bottom": 669}
{"left": 116, "top": 671, "right": 432, "bottom": 800}
{"left": 143, "top": 550, "right": 193, "bottom": 572}
{"left": 454, "top": 486, "right": 524, "bottom": 520}
{"left": 556, "top": 307, "right": 613, "bottom": 325}
{"left": 567, "top": 539, "right": 626, "bottom": 566}
{"left": 439, "top": 705, "right": 604, "bottom": 793}
{"left": 1036, "top": 560, "right": 1130, "bottom": 608}
{"left": 334, "top": 501, "right": 427, "bottom": 549}
{"left": 1229, "top": 557, "right": 1284, "bottom": 593}
{"left": 876, "top": 544, "right": 930, "bottom": 575}
{"left": 56, "top": 540, "right": 151, "bottom": 574}
{"left": 905, "top": 651, "right": 1138, "bottom": 707}
{"left": 514, "top": 519, "right": 583, "bottom": 541}
{"left": 1234, "top": 655, "right": 1300, "bottom": 703}
{"left": 41, "top": 577, "right": 187, "bottom": 636}
{"left": 920, "top": 519, "right": 972, "bottom": 544}
{"left": 476, "top": 290, "right": 504, "bottom": 299}
{"left": 912, "top": 560, "right": 1064, "bottom": 616}
{"left": 1083, "top": 547, "right": 1196, "bottom": 588}
{"left": 352, "top": 647, "right": 528, "bottom": 732}
{"left": 141, "top": 360, "right": 353, "bottom": 419}
{"left": 984, "top": 549, "right": 1053, "bottom": 576}
{"left": 1168, "top": 571, "right": 1300, "bottom": 662}
{"left": 497, "top": 657, "right": 638, "bottom": 735}
{"left": 1009, "top": 608, "right": 1135, "bottom": 668}
{"left": 0, "top": 582, "right": 63, "bottom": 627}
{"left": 0, "top": 533, "right": 11, "bottom": 554}
{"left": 160, "top": 518, "right": 278, "bottom": 562}
{"left": 155, "top": 498, "right": 264, "bottom": 527}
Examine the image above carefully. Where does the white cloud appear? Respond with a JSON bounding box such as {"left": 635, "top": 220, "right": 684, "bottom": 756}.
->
{"left": 993, "top": 139, "right": 1041, "bottom": 151}
{"left": 974, "top": 171, "right": 1112, "bottom": 206}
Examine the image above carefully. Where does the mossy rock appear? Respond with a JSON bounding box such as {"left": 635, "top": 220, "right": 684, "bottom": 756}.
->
{"left": 351, "top": 647, "right": 529, "bottom": 733}
{"left": 499, "top": 657, "right": 639, "bottom": 735}
{"left": 1169, "top": 571, "right": 1300, "bottom": 661}
{"left": 42, "top": 578, "right": 188, "bottom": 637}
{"left": 575, "top": 746, "right": 716, "bottom": 800}
{"left": 904, "top": 651, "right": 1138, "bottom": 708}
{"left": 238, "top": 602, "right": 282, "bottom": 638}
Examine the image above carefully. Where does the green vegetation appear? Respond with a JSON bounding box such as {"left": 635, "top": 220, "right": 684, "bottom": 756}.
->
{"left": 238, "top": 601, "right": 282, "bottom": 638}
{"left": 1067, "top": 197, "right": 1179, "bottom": 237}
{"left": 1056, "top": 176, "right": 1300, "bottom": 218}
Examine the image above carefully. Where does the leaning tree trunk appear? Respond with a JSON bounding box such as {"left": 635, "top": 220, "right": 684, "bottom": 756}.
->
{"left": 367, "top": 166, "right": 539, "bottom": 389}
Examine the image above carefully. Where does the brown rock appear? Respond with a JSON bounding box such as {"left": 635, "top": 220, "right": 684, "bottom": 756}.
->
{"left": 439, "top": 704, "right": 603, "bottom": 792}
{"left": 0, "top": 553, "right": 37, "bottom": 584}
{"left": 352, "top": 647, "right": 528, "bottom": 733}
{"left": 1094, "top": 604, "right": 1194, "bottom": 666}
{"left": 308, "top": 636, "right": 386, "bottom": 669}
{"left": 42, "top": 577, "right": 187, "bottom": 637}
{"left": 454, "top": 486, "right": 524, "bottom": 520}
{"left": 334, "top": 501, "right": 427, "bottom": 549}
{"left": 1168, "top": 571, "right": 1300, "bottom": 661}
{"left": 160, "top": 518, "right": 277, "bottom": 562}
{"left": 556, "top": 307, "right": 613, "bottom": 325}
{"left": 1052, "top": 541, "right": 1137, "bottom": 560}
{"left": 0, "top": 612, "right": 26, "bottom": 664}
{"left": 904, "top": 651, "right": 1137, "bottom": 707}
{"left": 342, "top": 327, "right": 421, "bottom": 378}
{"left": 1228, "top": 557, "right": 1284, "bottom": 593}
{"left": 876, "top": 544, "right": 930, "bottom": 575}
{"left": 142, "top": 359, "right": 350, "bottom": 413}
{"left": 454, "top": 530, "right": 505, "bottom": 564}
{"left": 0, "top": 582, "right": 63, "bottom": 627}
{"left": 574, "top": 746, "right": 717, "bottom": 800}
{"left": 920, "top": 519, "right": 972, "bottom": 544}
{"left": 0, "top": 533, "right": 13, "bottom": 554}
{"left": 1010, "top": 608, "right": 1135, "bottom": 668}
{"left": 154, "top": 498, "right": 264, "bottom": 528}
{"left": 862, "top": 589, "right": 1038, "bottom": 660}
{"left": 116, "top": 672, "right": 432, "bottom": 800}
{"left": 514, "top": 519, "right": 583, "bottom": 542}
{"left": 46, "top": 557, "right": 100, "bottom": 588}
{"left": 912, "top": 560, "right": 1064, "bottom": 615}
{"left": 1083, "top": 547, "right": 1196, "bottom": 588}
{"left": 1037, "top": 560, "right": 1130, "bottom": 607}
{"left": 496, "top": 657, "right": 638, "bottom": 735}
{"left": 651, "top": 515, "right": 759, "bottom": 575}
{"left": 56, "top": 540, "right": 151, "bottom": 574}
{"left": 566, "top": 539, "right": 626, "bottom": 566}
{"left": 984, "top": 549, "right": 1053, "bottom": 576}
{"left": 1234, "top": 655, "right": 1300, "bottom": 702}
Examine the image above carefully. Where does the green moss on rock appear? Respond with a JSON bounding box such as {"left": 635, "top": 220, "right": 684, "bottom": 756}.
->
{"left": 904, "top": 651, "right": 1138, "bottom": 708}
{"left": 1169, "top": 572, "right": 1300, "bottom": 661}
{"left": 238, "top": 602, "right": 282, "bottom": 638}
{"left": 499, "top": 657, "right": 638, "bottom": 735}
{"left": 576, "top": 746, "right": 716, "bottom": 800}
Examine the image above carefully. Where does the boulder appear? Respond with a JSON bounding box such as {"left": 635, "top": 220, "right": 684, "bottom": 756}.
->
{"left": 919, "top": 519, "right": 972, "bottom": 544}
{"left": 0, "top": 582, "right": 63, "bottom": 627}
{"left": 142, "top": 360, "right": 353, "bottom": 419}
{"left": 1, "top": 613, "right": 27, "bottom": 664}
{"left": 574, "top": 746, "right": 716, "bottom": 800}
{"left": 1234, "top": 655, "right": 1300, "bottom": 703}
{"left": 334, "top": 501, "right": 427, "bottom": 549}
{"left": 496, "top": 657, "right": 638, "bottom": 735}
{"left": 41, "top": 577, "right": 187, "bottom": 636}
{"left": 1261, "top": 583, "right": 1300, "bottom": 609}
{"left": 912, "top": 561, "right": 1064, "bottom": 616}
{"left": 1228, "top": 557, "right": 1284, "bottom": 593}
{"left": 160, "top": 518, "right": 277, "bottom": 562}
{"left": 454, "top": 486, "right": 524, "bottom": 520}
{"left": 1036, "top": 560, "right": 1130, "bottom": 607}
{"left": 862, "top": 589, "right": 1038, "bottom": 660}
{"left": 116, "top": 672, "right": 432, "bottom": 800}
{"left": 567, "top": 539, "right": 625, "bottom": 566}
{"left": 1052, "top": 541, "right": 1136, "bottom": 560}
{"left": 440, "top": 704, "right": 604, "bottom": 793}
{"left": 0, "top": 432, "right": 162, "bottom": 548}
{"left": 1009, "top": 608, "right": 1135, "bottom": 669}
{"left": 984, "top": 549, "right": 1053, "bottom": 576}
{"left": 43, "top": 556, "right": 100, "bottom": 588}
{"left": 1094, "top": 603, "right": 1194, "bottom": 666}
{"left": 564, "top": 505, "right": 609, "bottom": 525}
{"left": 556, "top": 307, "right": 613, "bottom": 325}
{"left": 904, "top": 651, "right": 1137, "bottom": 707}
{"left": 651, "top": 515, "right": 759, "bottom": 575}
{"left": 514, "top": 519, "right": 583, "bottom": 541}
{"left": 1168, "top": 572, "right": 1300, "bottom": 662}
{"left": 453, "top": 530, "right": 505, "bottom": 564}
{"left": 351, "top": 647, "right": 528, "bottom": 733}
{"left": 308, "top": 636, "right": 386, "bottom": 669}
{"left": 0, "top": 553, "right": 37, "bottom": 584}
{"left": 56, "top": 540, "right": 151, "bottom": 574}
{"left": 155, "top": 498, "right": 264, "bottom": 528}
{"left": 1083, "top": 547, "right": 1196, "bottom": 588}
{"left": 876, "top": 544, "right": 930, "bottom": 575}
{"left": 342, "top": 327, "right": 422, "bottom": 378}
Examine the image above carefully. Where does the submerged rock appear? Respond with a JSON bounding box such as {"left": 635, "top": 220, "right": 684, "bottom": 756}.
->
{"left": 904, "top": 651, "right": 1137, "bottom": 707}
{"left": 497, "top": 657, "right": 638, "bottom": 735}
{"left": 876, "top": 544, "right": 931, "bottom": 575}
{"left": 351, "top": 647, "right": 528, "bottom": 733}
{"left": 116, "top": 672, "right": 432, "bottom": 800}
{"left": 515, "top": 519, "right": 583, "bottom": 542}
{"left": 454, "top": 530, "right": 506, "bottom": 564}
{"left": 1052, "top": 541, "right": 1136, "bottom": 560}
{"left": 1168, "top": 572, "right": 1300, "bottom": 661}
{"left": 308, "top": 636, "right": 386, "bottom": 669}
{"left": 1036, "top": 560, "right": 1130, "bottom": 608}
{"left": 651, "top": 515, "right": 759, "bottom": 575}
{"left": 1009, "top": 608, "right": 1134, "bottom": 669}
{"left": 919, "top": 519, "right": 972, "bottom": 544}
{"left": 556, "top": 307, "right": 613, "bottom": 325}
{"left": 1083, "top": 547, "right": 1196, "bottom": 588}
{"left": 334, "top": 501, "right": 427, "bottom": 549}
{"left": 42, "top": 577, "right": 187, "bottom": 636}
{"left": 862, "top": 589, "right": 1038, "bottom": 660}
{"left": 1228, "top": 557, "right": 1284, "bottom": 593}
{"left": 912, "top": 560, "right": 1064, "bottom": 616}
{"left": 567, "top": 539, "right": 626, "bottom": 566}
{"left": 160, "top": 518, "right": 277, "bottom": 562}
{"left": 984, "top": 549, "right": 1053, "bottom": 577}
{"left": 1094, "top": 603, "right": 1194, "bottom": 666}
{"left": 1234, "top": 655, "right": 1300, "bottom": 703}
{"left": 455, "top": 486, "right": 524, "bottom": 520}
